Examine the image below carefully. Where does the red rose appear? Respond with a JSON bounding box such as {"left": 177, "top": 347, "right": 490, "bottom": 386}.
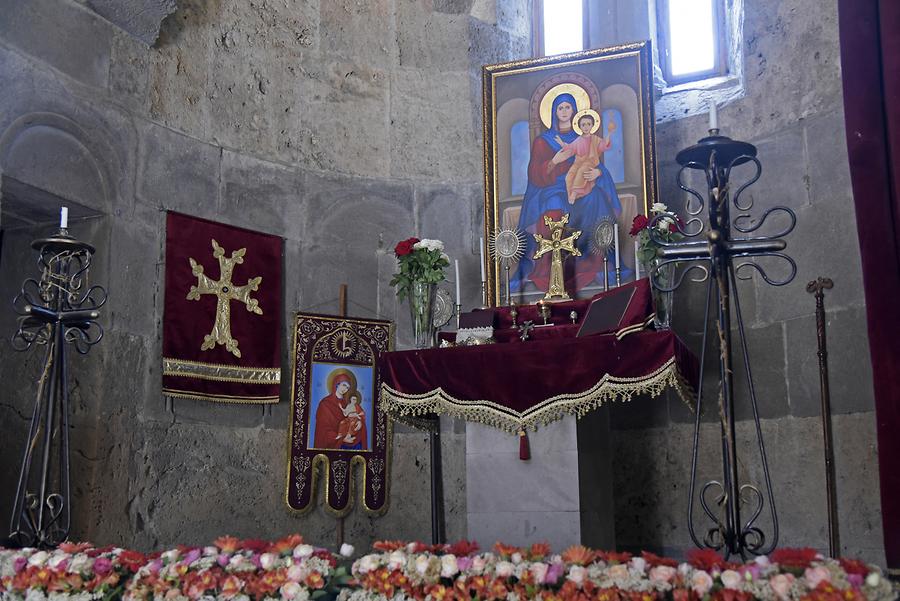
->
{"left": 394, "top": 237, "right": 420, "bottom": 257}
{"left": 769, "top": 547, "right": 818, "bottom": 570}
{"left": 630, "top": 215, "right": 649, "bottom": 236}
{"left": 447, "top": 540, "right": 480, "bottom": 556}
{"left": 686, "top": 548, "right": 732, "bottom": 571}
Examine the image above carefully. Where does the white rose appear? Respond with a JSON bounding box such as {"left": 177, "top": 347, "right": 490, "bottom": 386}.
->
{"left": 387, "top": 551, "right": 405, "bottom": 570}
{"left": 259, "top": 553, "right": 278, "bottom": 570}
{"left": 866, "top": 572, "right": 881, "bottom": 587}
{"left": 203, "top": 546, "right": 218, "bottom": 556}
{"left": 440, "top": 252, "right": 450, "bottom": 263}
{"left": 567, "top": 565, "right": 586, "bottom": 586}
{"left": 356, "top": 555, "right": 378, "bottom": 574}
{"left": 657, "top": 217, "right": 674, "bottom": 232}
{"left": 280, "top": 582, "right": 302, "bottom": 599}
{"left": 69, "top": 554, "right": 91, "bottom": 572}
{"left": 754, "top": 555, "right": 771, "bottom": 567}
{"left": 511, "top": 552, "right": 523, "bottom": 564}
{"left": 293, "top": 544, "right": 314, "bottom": 559}
{"left": 440, "top": 555, "right": 459, "bottom": 578}
{"left": 229, "top": 555, "right": 246, "bottom": 568}
{"left": 161, "top": 550, "right": 180, "bottom": 562}
{"left": 339, "top": 544, "right": 355, "bottom": 558}
{"left": 652, "top": 202, "right": 668, "bottom": 214}
{"left": 48, "top": 554, "right": 69, "bottom": 569}
{"left": 629, "top": 557, "right": 647, "bottom": 573}
{"left": 720, "top": 569, "right": 742, "bottom": 590}
{"left": 495, "top": 561, "right": 515, "bottom": 578}
{"left": 415, "top": 555, "right": 430, "bottom": 575}
{"left": 27, "top": 551, "right": 49, "bottom": 567}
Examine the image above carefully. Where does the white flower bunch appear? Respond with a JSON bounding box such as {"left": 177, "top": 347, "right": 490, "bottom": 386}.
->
{"left": 412, "top": 239, "right": 444, "bottom": 252}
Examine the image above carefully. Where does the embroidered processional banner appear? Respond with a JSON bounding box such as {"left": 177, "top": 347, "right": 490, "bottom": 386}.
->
{"left": 286, "top": 313, "right": 393, "bottom": 516}
{"left": 162, "top": 212, "right": 283, "bottom": 403}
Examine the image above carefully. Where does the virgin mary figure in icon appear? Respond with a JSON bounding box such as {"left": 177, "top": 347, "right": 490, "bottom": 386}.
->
{"left": 510, "top": 85, "right": 622, "bottom": 296}
{"left": 313, "top": 369, "right": 368, "bottom": 450}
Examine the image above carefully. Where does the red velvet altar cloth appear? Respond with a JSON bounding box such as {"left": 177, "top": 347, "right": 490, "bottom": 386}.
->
{"left": 380, "top": 329, "right": 697, "bottom": 433}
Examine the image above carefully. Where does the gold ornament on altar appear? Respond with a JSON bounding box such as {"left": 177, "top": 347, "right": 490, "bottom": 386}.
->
{"left": 187, "top": 239, "right": 263, "bottom": 358}
{"left": 533, "top": 214, "right": 582, "bottom": 301}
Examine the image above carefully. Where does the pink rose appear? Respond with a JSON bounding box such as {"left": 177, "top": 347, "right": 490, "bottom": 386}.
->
{"left": 691, "top": 570, "right": 714, "bottom": 596}
{"left": 530, "top": 562, "right": 549, "bottom": 583}
{"left": 649, "top": 565, "right": 677, "bottom": 585}
{"left": 93, "top": 557, "right": 113, "bottom": 575}
{"left": 13, "top": 557, "right": 27, "bottom": 573}
{"left": 804, "top": 566, "right": 831, "bottom": 588}
{"left": 769, "top": 573, "right": 795, "bottom": 600}
{"left": 544, "top": 562, "right": 564, "bottom": 584}
{"left": 608, "top": 563, "right": 630, "bottom": 581}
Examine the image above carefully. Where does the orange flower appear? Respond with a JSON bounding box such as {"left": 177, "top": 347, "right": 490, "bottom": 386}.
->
{"left": 562, "top": 546, "right": 596, "bottom": 566}
{"left": 597, "top": 551, "right": 633, "bottom": 564}
{"left": 428, "top": 584, "right": 449, "bottom": 601}
{"left": 641, "top": 551, "right": 678, "bottom": 568}
{"left": 373, "top": 540, "right": 407, "bottom": 552}
{"left": 270, "top": 534, "right": 304, "bottom": 553}
{"left": 305, "top": 572, "right": 325, "bottom": 589}
{"left": 118, "top": 549, "right": 147, "bottom": 571}
{"left": 214, "top": 536, "right": 241, "bottom": 553}
{"left": 220, "top": 575, "right": 243, "bottom": 598}
{"left": 769, "top": 548, "right": 818, "bottom": 570}
{"left": 59, "top": 542, "right": 93, "bottom": 554}
{"left": 529, "top": 542, "right": 552, "bottom": 560}
{"left": 493, "top": 542, "right": 520, "bottom": 558}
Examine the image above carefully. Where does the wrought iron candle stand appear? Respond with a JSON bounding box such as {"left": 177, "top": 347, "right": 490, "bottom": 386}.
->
{"left": 8, "top": 226, "right": 107, "bottom": 548}
{"left": 649, "top": 131, "right": 797, "bottom": 559}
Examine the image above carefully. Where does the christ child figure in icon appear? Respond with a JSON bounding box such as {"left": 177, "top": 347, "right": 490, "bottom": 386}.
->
{"left": 335, "top": 392, "right": 365, "bottom": 448}
{"left": 554, "top": 110, "right": 617, "bottom": 204}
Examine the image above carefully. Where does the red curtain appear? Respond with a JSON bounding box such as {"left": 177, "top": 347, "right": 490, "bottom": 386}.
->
{"left": 838, "top": 0, "right": 900, "bottom": 570}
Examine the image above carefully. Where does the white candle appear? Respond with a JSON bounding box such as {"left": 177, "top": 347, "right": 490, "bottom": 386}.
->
{"left": 60, "top": 207, "right": 68, "bottom": 229}
{"left": 479, "top": 237, "right": 486, "bottom": 283}
{"left": 454, "top": 260, "right": 461, "bottom": 305}
{"left": 709, "top": 102, "right": 718, "bottom": 131}
{"left": 634, "top": 239, "right": 640, "bottom": 280}
{"left": 613, "top": 224, "right": 620, "bottom": 269}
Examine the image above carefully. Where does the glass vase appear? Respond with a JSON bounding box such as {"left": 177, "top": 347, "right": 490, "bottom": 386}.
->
{"left": 407, "top": 281, "right": 437, "bottom": 349}
{"left": 648, "top": 258, "right": 674, "bottom": 330}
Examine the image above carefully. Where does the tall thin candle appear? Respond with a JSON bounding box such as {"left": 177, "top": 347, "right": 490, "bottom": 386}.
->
{"left": 479, "top": 237, "right": 486, "bottom": 283}
{"left": 613, "top": 224, "right": 620, "bottom": 269}
{"left": 634, "top": 240, "right": 640, "bottom": 280}
{"left": 454, "top": 260, "right": 461, "bottom": 305}
{"left": 709, "top": 102, "right": 718, "bottom": 131}
{"left": 60, "top": 206, "right": 68, "bottom": 229}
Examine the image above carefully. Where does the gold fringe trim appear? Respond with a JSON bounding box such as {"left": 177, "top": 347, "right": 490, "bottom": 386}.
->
{"left": 380, "top": 357, "right": 695, "bottom": 434}
{"left": 163, "top": 387, "right": 279, "bottom": 404}
{"left": 163, "top": 357, "right": 281, "bottom": 384}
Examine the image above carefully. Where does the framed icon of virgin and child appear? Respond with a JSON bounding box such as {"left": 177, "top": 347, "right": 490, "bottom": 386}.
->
{"left": 286, "top": 313, "right": 393, "bottom": 516}
{"left": 481, "top": 41, "right": 658, "bottom": 305}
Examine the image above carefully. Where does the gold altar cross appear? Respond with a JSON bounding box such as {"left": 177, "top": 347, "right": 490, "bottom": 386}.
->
{"left": 533, "top": 214, "right": 582, "bottom": 301}
{"left": 187, "top": 239, "right": 263, "bottom": 358}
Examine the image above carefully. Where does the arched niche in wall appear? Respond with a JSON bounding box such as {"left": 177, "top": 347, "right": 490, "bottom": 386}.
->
{"left": 0, "top": 112, "right": 116, "bottom": 226}
{"left": 599, "top": 84, "right": 640, "bottom": 188}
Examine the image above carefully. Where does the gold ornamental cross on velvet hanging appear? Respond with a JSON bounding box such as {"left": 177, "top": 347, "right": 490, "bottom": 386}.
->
{"left": 187, "top": 239, "right": 263, "bottom": 358}
{"left": 533, "top": 214, "right": 582, "bottom": 301}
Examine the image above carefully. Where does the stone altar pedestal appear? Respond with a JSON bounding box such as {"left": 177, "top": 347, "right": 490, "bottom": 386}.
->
{"left": 466, "top": 408, "right": 615, "bottom": 550}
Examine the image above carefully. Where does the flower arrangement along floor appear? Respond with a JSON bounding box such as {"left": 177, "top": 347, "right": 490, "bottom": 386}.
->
{"left": 0, "top": 536, "right": 895, "bottom": 601}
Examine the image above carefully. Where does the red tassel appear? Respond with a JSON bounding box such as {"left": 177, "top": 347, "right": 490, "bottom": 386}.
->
{"left": 518, "top": 430, "right": 531, "bottom": 461}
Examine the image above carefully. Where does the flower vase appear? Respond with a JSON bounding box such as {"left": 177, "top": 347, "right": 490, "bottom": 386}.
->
{"left": 648, "top": 259, "right": 674, "bottom": 330}
{"left": 407, "top": 281, "right": 437, "bottom": 349}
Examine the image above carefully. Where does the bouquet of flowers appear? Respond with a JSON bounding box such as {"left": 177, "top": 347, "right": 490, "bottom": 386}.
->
{"left": 630, "top": 202, "right": 685, "bottom": 266}
{"left": 124, "top": 535, "right": 349, "bottom": 601}
{"left": 0, "top": 542, "right": 146, "bottom": 601}
{"left": 344, "top": 541, "right": 896, "bottom": 601}
{"left": 389, "top": 238, "right": 449, "bottom": 301}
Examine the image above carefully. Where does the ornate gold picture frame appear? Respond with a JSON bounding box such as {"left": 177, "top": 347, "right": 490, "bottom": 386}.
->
{"left": 482, "top": 41, "right": 658, "bottom": 306}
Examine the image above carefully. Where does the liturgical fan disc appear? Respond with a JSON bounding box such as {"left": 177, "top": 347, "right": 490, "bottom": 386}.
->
{"left": 432, "top": 287, "right": 454, "bottom": 328}
{"left": 590, "top": 218, "right": 615, "bottom": 255}
{"left": 489, "top": 228, "right": 526, "bottom": 262}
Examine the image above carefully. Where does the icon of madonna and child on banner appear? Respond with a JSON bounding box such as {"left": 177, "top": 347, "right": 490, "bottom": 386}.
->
{"left": 285, "top": 313, "right": 393, "bottom": 516}
{"left": 482, "top": 42, "right": 659, "bottom": 305}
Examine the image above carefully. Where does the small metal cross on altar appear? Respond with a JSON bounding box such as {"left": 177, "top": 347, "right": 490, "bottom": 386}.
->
{"left": 517, "top": 320, "right": 534, "bottom": 341}
{"left": 533, "top": 214, "right": 582, "bottom": 301}
{"left": 187, "top": 239, "right": 263, "bottom": 358}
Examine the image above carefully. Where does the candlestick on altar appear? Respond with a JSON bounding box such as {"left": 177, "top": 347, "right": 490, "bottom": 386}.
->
{"left": 455, "top": 303, "right": 462, "bottom": 329}
{"left": 634, "top": 240, "right": 641, "bottom": 280}
{"left": 613, "top": 223, "right": 621, "bottom": 286}
{"left": 603, "top": 256, "right": 609, "bottom": 292}
{"left": 60, "top": 206, "right": 68, "bottom": 229}
{"left": 479, "top": 237, "right": 486, "bottom": 282}
{"left": 708, "top": 101, "right": 719, "bottom": 135}
{"left": 454, "top": 260, "right": 461, "bottom": 305}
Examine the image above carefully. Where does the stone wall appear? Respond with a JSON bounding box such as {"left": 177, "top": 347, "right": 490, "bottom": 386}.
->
{"left": 605, "top": 0, "right": 885, "bottom": 564}
{"left": 0, "top": 0, "right": 529, "bottom": 551}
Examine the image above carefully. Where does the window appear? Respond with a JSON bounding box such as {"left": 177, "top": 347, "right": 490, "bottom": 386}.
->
{"left": 533, "top": 0, "right": 587, "bottom": 57}
{"left": 656, "top": 0, "right": 727, "bottom": 85}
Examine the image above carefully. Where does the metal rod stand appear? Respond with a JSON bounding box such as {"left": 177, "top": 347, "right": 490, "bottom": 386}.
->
{"left": 429, "top": 418, "right": 446, "bottom": 545}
